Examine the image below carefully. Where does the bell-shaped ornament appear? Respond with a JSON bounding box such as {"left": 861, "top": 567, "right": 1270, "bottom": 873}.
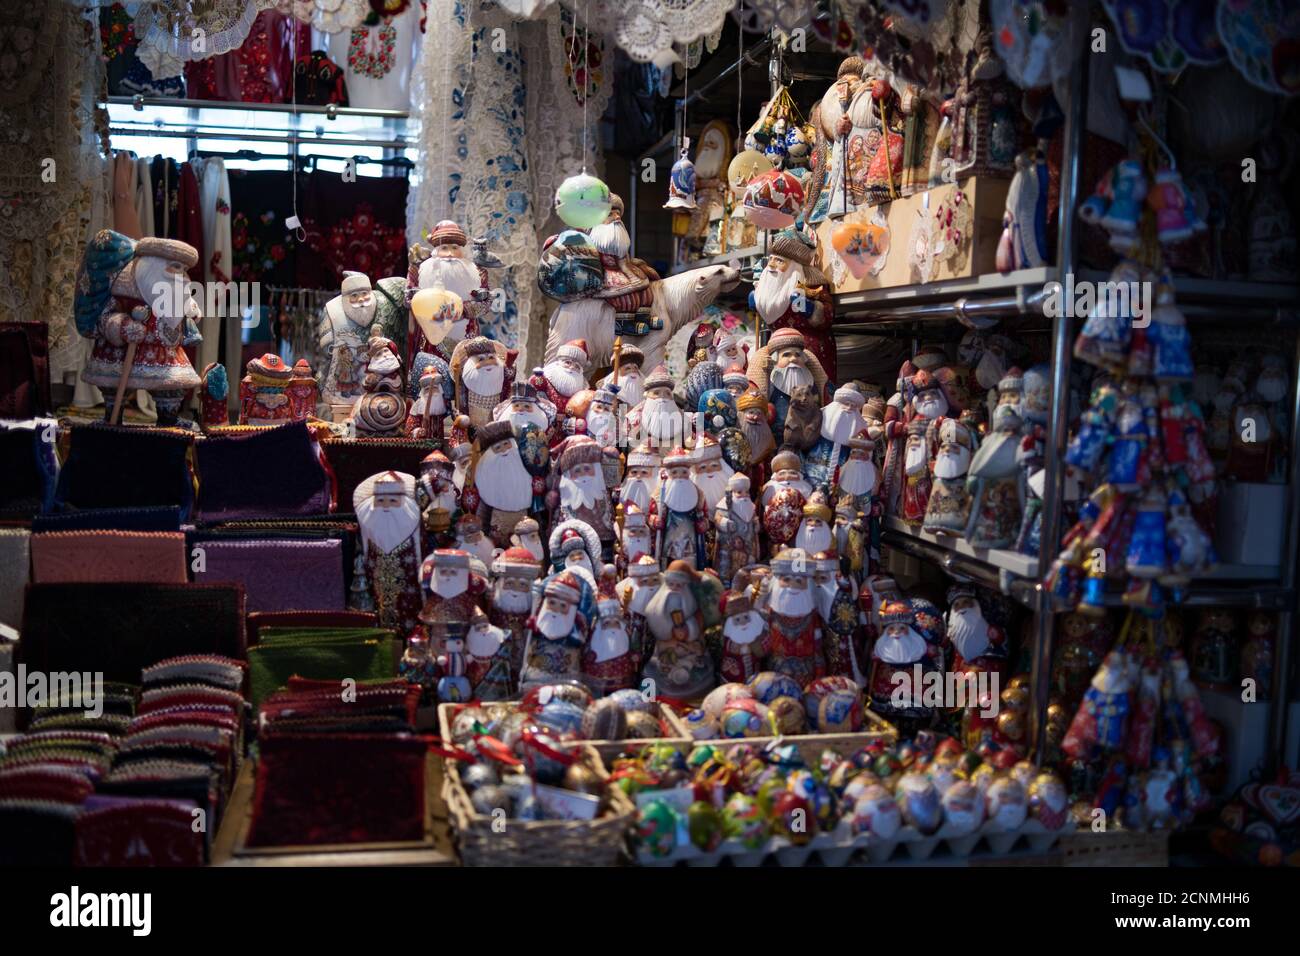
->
{"left": 410, "top": 286, "right": 463, "bottom": 348}
{"left": 555, "top": 172, "right": 612, "bottom": 230}
{"left": 664, "top": 146, "right": 698, "bottom": 211}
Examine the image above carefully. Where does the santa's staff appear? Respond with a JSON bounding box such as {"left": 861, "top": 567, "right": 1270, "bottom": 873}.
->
{"left": 110, "top": 338, "right": 139, "bottom": 426}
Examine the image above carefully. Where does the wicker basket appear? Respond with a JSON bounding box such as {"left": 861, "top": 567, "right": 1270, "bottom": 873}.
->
{"left": 438, "top": 704, "right": 637, "bottom": 866}
{"left": 1056, "top": 829, "right": 1170, "bottom": 867}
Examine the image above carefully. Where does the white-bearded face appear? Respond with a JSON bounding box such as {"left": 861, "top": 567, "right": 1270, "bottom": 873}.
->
{"left": 723, "top": 610, "right": 765, "bottom": 645}
{"left": 463, "top": 354, "right": 505, "bottom": 397}
{"left": 588, "top": 218, "right": 632, "bottom": 258}
{"left": 690, "top": 458, "right": 732, "bottom": 511}
{"left": 137, "top": 257, "right": 201, "bottom": 326}
{"left": 644, "top": 583, "right": 699, "bottom": 639}
{"left": 934, "top": 442, "right": 972, "bottom": 479}
{"left": 610, "top": 367, "right": 643, "bottom": 407}
{"left": 560, "top": 462, "right": 606, "bottom": 511}
{"left": 453, "top": 458, "right": 470, "bottom": 492}
{"left": 839, "top": 455, "right": 876, "bottom": 495}
{"left": 875, "top": 623, "right": 927, "bottom": 664}
{"left": 661, "top": 468, "right": 699, "bottom": 513}
{"left": 620, "top": 466, "right": 659, "bottom": 512}
{"left": 626, "top": 575, "right": 661, "bottom": 614}
{"left": 341, "top": 288, "right": 377, "bottom": 326}
{"left": 796, "top": 517, "right": 833, "bottom": 554}
{"left": 912, "top": 388, "right": 948, "bottom": 421}
{"left": 586, "top": 404, "right": 618, "bottom": 446}
{"left": 821, "top": 400, "right": 864, "bottom": 444}
{"left": 641, "top": 391, "right": 685, "bottom": 444}
{"left": 621, "top": 527, "right": 652, "bottom": 563}
{"left": 511, "top": 530, "right": 544, "bottom": 563}
{"left": 754, "top": 258, "right": 803, "bottom": 322}
{"left": 904, "top": 434, "right": 929, "bottom": 475}
{"left": 712, "top": 335, "right": 747, "bottom": 369}
{"left": 476, "top": 439, "right": 533, "bottom": 511}
{"left": 564, "top": 549, "right": 595, "bottom": 580}
{"left": 413, "top": 380, "right": 447, "bottom": 416}
{"left": 356, "top": 491, "right": 421, "bottom": 554}
{"left": 770, "top": 358, "right": 813, "bottom": 397}
{"left": 718, "top": 492, "right": 755, "bottom": 525}
{"left": 813, "top": 571, "right": 842, "bottom": 621}
{"left": 456, "top": 531, "right": 496, "bottom": 568}
{"left": 497, "top": 399, "right": 550, "bottom": 432}
{"left": 590, "top": 617, "right": 630, "bottom": 660}
{"left": 740, "top": 410, "right": 776, "bottom": 461}
{"left": 493, "top": 576, "right": 534, "bottom": 613}
{"left": 763, "top": 472, "right": 812, "bottom": 506}
{"left": 535, "top": 596, "right": 577, "bottom": 638}
{"left": 542, "top": 358, "right": 587, "bottom": 398}
{"left": 770, "top": 573, "right": 815, "bottom": 617}
{"left": 947, "top": 600, "right": 991, "bottom": 661}
{"left": 430, "top": 565, "right": 469, "bottom": 599}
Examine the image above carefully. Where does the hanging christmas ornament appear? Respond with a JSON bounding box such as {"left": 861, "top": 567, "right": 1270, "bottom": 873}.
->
{"left": 727, "top": 148, "right": 773, "bottom": 200}
{"left": 665, "top": 140, "right": 698, "bottom": 210}
{"left": 742, "top": 168, "right": 804, "bottom": 230}
{"left": 831, "top": 211, "right": 891, "bottom": 280}
{"left": 555, "top": 172, "right": 612, "bottom": 229}
{"left": 410, "top": 286, "right": 463, "bottom": 348}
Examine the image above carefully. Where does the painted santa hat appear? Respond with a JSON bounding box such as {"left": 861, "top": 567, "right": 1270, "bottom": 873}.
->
{"left": 622, "top": 503, "right": 647, "bottom": 530}
{"left": 937, "top": 417, "right": 975, "bottom": 449}
{"left": 555, "top": 526, "right": 588, "bottom": 557}
{"left": 721, "top": 590, "right": 754, "bottom": 617}
{"left": 135, "top": 236, "right": 199, "bottom": 268}
{"left": 614, "top": 344, "right": 645, "bottom": 369}
{"left": 449, "top": 441, "right": 473, "bottom": 464}
{"left": 544, "top": 570, "right": 583, "bottom": 604}
{"left": 628, "top": 554, "right": 660, "bottom": 578}
{"left": 802, "top": 490, "right": 833, "bottom": 522}
{"left": 662, "top": 446, "right": 693, "bottom": 468}
{"left": 476, "top": 419, "right": 515, "bottom": 451}
{"left": 593, "top": 382, "right": 621, "bottom": 407}
{"left": 912, "top": 345, "right": 947, "bottom": 371}
{"left": 341, "top": 270, "right": 372, "bottom": 294}
{"left": 493, "top": 547, "right": 541, "bottom": 577}
{"left": 727, "top": 473, "right": 750, "bottom": 493}
{"left": 766, "top": 327, "right": 806, "bottom": 353}
{"left": 429, "top": 219, "right": 468, "bottom": 246}
{"left": 737, "top": 388, "right": 768, "bottom": 413}
{"left": 626, "top": 444, "right": 660, "bottom": 468}
{"left": 643, "top": 364, "right": 675, "bottom": 392}
{"left": 812, "top": 549, "right": 840, "bottom": 573}
{"left": 770, "top": 448, "right": 802, "bottom": 473}
{"left": 558, "top": 435, "right": 603, "bottom": 472}
{"left": 771, "top": 548, "right": 810, "bottom": 575}
{"left": 246, "top": 353, "right": 293, "bottom": 382}
{"left": 692, "top": 434, "right": 723, "bottom": 463}
{"left": 722, "top": 365, "right": 751, "bottom": 391}
{"left": 878, "top": 599, "right": 915, "bottom": 627}
{"left": 832, "top": 383, "right": 866, "bottom": 407}
{"left": 456, "top": 514, "right": 484, "bottom": 537}
{"left": 373, "top": 471, "right": 408, "bottom": 497}
{"left": 664, "top": 559, "right": 696, "bottom": 583}
{"left": 432, "top": 548, "right": 471, "bottom": 569}
{"left": 556, "top": 339, "right": 590, "bottom": 366}
{"left": 513, "top": 517, "right": 540, "bottom": 537}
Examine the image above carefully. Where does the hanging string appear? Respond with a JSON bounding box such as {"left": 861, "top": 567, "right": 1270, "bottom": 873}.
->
{"left": 681, "top": 54, "right": 689, "bottom": 156}
{"left": 438, "top": 0, "right": 455, "bottom": 221}
{"left": 736, "top": 1, "right": 745, "bottom": 140}
{"left": 581, "top": 0, "right": 590, "bottom": 173}
{"left": 288, "top": 21, "right": 304, "bottom": 241}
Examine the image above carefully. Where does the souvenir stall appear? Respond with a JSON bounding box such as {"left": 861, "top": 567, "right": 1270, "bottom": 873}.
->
{"left": 1, "top": 0, "right": 1298, "bottom": 872}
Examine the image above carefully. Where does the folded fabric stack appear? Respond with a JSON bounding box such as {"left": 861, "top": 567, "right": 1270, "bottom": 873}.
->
{"left": 0, "top": 654, "right": 247, "bottom": 866}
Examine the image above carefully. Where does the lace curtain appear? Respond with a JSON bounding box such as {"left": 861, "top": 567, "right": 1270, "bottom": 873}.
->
{"left": 407, "top": 0, "right": 610, "bottom": 369}
{"left": 0, "top": 1, "right": 108, "bottom": 383}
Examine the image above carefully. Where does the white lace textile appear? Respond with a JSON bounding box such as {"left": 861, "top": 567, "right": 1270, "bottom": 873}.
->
{"left": 133, "top": 0, "right": 262, "bottom": 79}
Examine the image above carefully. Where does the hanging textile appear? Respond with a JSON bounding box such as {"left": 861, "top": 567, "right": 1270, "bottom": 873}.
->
{"left": 0, "top": 1, "right": 107, "bottom": 385}
{"left": 190, "top": 156, "right": 237, "bottom": 373}
{"left": 324, "top": 1, "right": 423, "bottom": 111}
{"left": 296, "top": 168, "right": 410, "bottom": 290}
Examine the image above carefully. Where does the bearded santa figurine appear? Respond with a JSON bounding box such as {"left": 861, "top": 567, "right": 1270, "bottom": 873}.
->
{"left": 617, "top": 554, "right": 663, "bottom": 675}
{"left": 550, "top": 435, "right": 615, "bottom": 555}
{"left": 316, "top": 271, "right": 407, "bottom": 408}
{"left": 583, "top": 571, "right": 639, "bottom": 695}
{"left": 795, "top": 490, "right": 836, "bottom": 554}
{"left": 548, "top": 519, "right": 602, "bottom": 584}
{"left": 416, "top": 450, "right": 460, "bottom": 544}
{"left": 767, "top": 548, "right": 828, "bottom": 687}
{"left": 746, "top": 327, "right": 828, "bottom": 445}
{"left": 923, "top": 416, "right": 979, "bottom": 536}
{"left": 714, "top": 473, "right": 760, "bottom": 586}
{"left": 465, "top": 613, "right": 514, "bottom": 700}
{"left": 738, "top": 388, "right": 776, "bottom": 490}
{"left": 722, "top": 365, "right": 750, "bottom": 399}
{"left": 489, "top": 547, "right": 542, "bottom": 682}
{"left": 520, "top": 570, "right": 590, "bottom": 691}
{"left": 405, "top": 363, "right": 448, "bottom": 441}
{"left": 641, "top": 560, "right": 716, "bottom": 700}
{"left": 597, "top": 343, "right": 646, "bottom": 409}
{"left": 617, "top": 503, "right": 654, "bottom": 576}
{"left": 632, "top": 365, "right": 688, "bottom": 451}
{"left": 76, "top": 232, "right": 204, "bottom": 426}
{"left": 812, "top": 551, "right": 865, "bottom": 682}
{"left": 945, "top": 585, "right": 1008, "bottom": 683}
{"left": 451, "top": 336, "right": 513, "bottom": 432}
{"left": 712, "top": 326, "right": 751, "bottom": 375}
{"left": 690, "top": 433, "right": 733, "bottom": 513}
{"left": 418, "top": 548, "right": 487, "bottom": 646}
{"left": 762, "top": 448, "right": 813, "bottom": 555}
{"left": 870, "top": 599, "right": 940, "bottom": 731}
{"left": 406, "top": 219, "right": 489, "bottom": 361}
{"left": 880, "top": 360, "right": 917, "bottom": 515}
{"left": 589, "top": 193, "right": 659, "bottom": 336}
{"left": 901, "top": 368, "right": 951, "bottom": 523}
{"left": 805, "top": 383, "right": 867, "bottom": 489}
{"left": 720, "top": 589, "right": 768, "bottom": 684}
{"left": 353, "top": 325, "right": 409, "bottom": 437}
{"left": 353, "top": 471, "right": 425, "bottom": 638}
{"left": 574, "top": 382, "right": 621, "bottom": 448}
{"left": 619, "top": 443, "right": 661, "bottom": 516}
{"left": 494, "top": 379, "right": 557, "bottom": 435}
{"left": 508, "top": 517, "right": 545, "bottom": 565}
{"left": 749, "top": 227, "right": 837, "bottom": 383}
{"left": 462, "top": 419, "right": 538, "bottom": 549}
{"left": 529, "top": 338, "right": 590, "bottom": 424}
{"left": 453, "top": 514, "right": 496, "bottom": 570}
{"left": 239, "top": 353, "right": 294, "bottom": 426}
{"left": 649, "top": 446, "right": 708, "bottom": 569}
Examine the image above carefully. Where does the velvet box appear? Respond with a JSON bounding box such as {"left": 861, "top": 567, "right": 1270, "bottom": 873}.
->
{"left": 55, "top": 423, "right": 195, "bottom": 517}
{"left": 20, "top": 583, "right": 246, "bottom": 683}
{"left": 0, "top": 320, "right": 52, "bottom": 418}
{"left": 246, "top": 627, "right": 399, "bottom": 708}
{"left": 0, "top": 421, "right": 58, "bottom": 519}
{"left": 320, "top": 437, "right": 436, "bottom": 514}
{"left": 192, "top": 538, "right": 344, "bottom": 614}
{"left": 32, "top": 505, "right": 184, "bottom": 533}
{"left": 194, "top": 421, "right": 331, "bottom": 521}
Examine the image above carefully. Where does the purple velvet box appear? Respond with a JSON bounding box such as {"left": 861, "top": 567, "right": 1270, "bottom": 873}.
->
{"left": 192, "top": 539, "right": 344, "bottom": 613}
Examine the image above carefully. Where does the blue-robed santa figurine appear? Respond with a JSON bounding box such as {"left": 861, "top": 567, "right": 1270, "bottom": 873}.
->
{"left": 745, "top": 327, "right": 827, "bottom": 448}
{"left": 75, "top": 230, "right": 204, "bottom": 426}
{"left": 804, "top": 382, "right": 868, "bottom": 489}
{"left": 649, "top": 446, "right": 708, "bottom": 570}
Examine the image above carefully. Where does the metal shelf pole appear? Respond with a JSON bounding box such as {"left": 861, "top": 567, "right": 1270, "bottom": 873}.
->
{"left": 1268, "top": 330, "right": 1300, "bottom": 771}
{"left": 1028, "top": 41, "right": 1089, "bottom": 764}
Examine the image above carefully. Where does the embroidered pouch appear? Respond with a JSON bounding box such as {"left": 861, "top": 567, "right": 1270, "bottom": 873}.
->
{"left": 247, "top": 609, "right": 378, "bottom": 648}
{"left": 55, "top": 423, "right": 195, "bottom": 517}
{"left": 0, "top": 421, "right": 58, "bottom": 519}
{"left": 74, "top": 799, "right": 206, "bottom": 867}
{"left": 194, "top": 420, "right": 332, "bottom": 521}
{"left": 192, "top": 538, "right": 344, "bottom": 613}
{"left": 32, "top": 505, "right": 183, "bottom": 533}
{"left": 246, "top": 629, "right": 398, "bottom": 709}
{"left": 31, "top": 530, "right": 188, "bottom": 584}
{"left": 320, "top": 437, "right": 435, "bottom": 514}
{"left": 0, "top": 528, "right": 30, "bottom": 630}
{"left": 0, "top": 321, "right": 52, "bottom": 418}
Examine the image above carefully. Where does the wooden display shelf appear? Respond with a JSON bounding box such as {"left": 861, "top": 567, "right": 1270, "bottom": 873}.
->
{"left": 210, "top": 756, "right": 457, "bottom": 867}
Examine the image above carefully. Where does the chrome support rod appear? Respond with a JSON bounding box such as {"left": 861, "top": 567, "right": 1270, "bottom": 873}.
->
{"left": 1029, "top": 40, "right": 1089, "bottom": 764}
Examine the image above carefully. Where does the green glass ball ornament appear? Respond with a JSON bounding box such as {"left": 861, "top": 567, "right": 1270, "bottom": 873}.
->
{"left": 555, "top": 172, "right": 612, "bottom": 230}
